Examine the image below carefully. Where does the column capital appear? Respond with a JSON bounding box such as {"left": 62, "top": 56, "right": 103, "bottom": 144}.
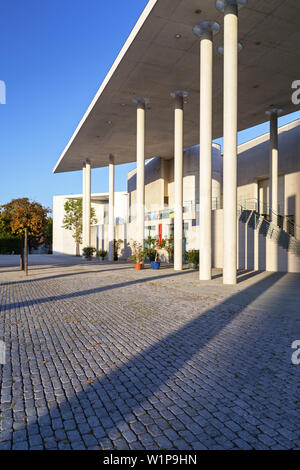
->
{"left": 216, "top": 0, "right": 246, "bottom": 14}
{"left": 266, "top": 108, "right": 283, "bottom": 117}
{"left": 193, "top": 21, "right": 220, "bottom": 40}
{"left": 218, "top": 42, "right": 243, "bottom": 55}
{"left": 82, "top": 158, "right": 90, "bottom": 168}
{"left": 171, "top": 90, "right": 188, "bottom": 109}
{"left": 133, "top": 97, "right": 149, "bottom": 109}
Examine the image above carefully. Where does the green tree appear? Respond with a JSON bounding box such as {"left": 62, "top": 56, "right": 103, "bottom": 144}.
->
{"left": 41, "top": 217, "right": 53, "bottom": 254}
{"left": 62, "top": 198, "right": 97, "bottom": 256}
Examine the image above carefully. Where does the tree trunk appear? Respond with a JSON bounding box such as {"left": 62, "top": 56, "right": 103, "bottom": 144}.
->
{"left": 76, "top": 241, "right": 80, "bottom": 257}
{"left": 24, "top": 228, "right": 28, "bottom": 275}
{"left": 20, "top": 248, "right": 24, "bottom": 270}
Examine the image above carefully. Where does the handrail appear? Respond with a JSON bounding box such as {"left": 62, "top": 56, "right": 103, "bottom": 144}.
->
{"left": 238, "top": 205, "right": 300, "bottom": 257}
{"left": 239, "top": 198, "right": 300, "bottom": 240}
{"left": 131, "top": 197, "right": 299, "bottom": 242}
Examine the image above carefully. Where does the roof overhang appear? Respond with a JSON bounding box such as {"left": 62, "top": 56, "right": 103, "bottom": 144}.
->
{"left": 53, "top": 0, "right": 300, "bottom": 174}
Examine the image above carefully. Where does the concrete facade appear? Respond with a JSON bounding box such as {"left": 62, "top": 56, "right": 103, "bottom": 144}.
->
{"left": 53, "top": 192, "right": 128, "bottom": 256}
{"left": 127, "top": 144, "right": 222, "bottom": 255}
{"left": 126, "top": 120, "right": 300, "bottom": 273}
{"left": 53, "top": 119, "right": 300, "bottom": 273}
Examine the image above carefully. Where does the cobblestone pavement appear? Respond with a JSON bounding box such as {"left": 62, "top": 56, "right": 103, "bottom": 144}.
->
{"left": 0, "top": 256, "right": 300, "bottom": 450}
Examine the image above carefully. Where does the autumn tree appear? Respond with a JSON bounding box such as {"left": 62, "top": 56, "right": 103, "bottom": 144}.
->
{"left": 0, "top": 198, "right": 51, "bottom": 263}
{"left": 0, "top": 198, "right": 50, "bottom": 236}
{"left": 62, "top": 198, "right": 97, "bottom": 256}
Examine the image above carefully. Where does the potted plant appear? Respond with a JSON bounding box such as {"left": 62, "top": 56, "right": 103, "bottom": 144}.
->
{"left": 129, "top": 241, "right": 145, "bottom": 270}
{"left": 186, "top": 249, "right": 199, "bottom": 269}
{"left": 145, "top": 236, "right": 161, "bottom": 269}
{"left": 144, "top": 236, "right": 156, "bottom": 262}
{"left": 82, "top": 246, "right": 96, "bottom": 261}
{"left": 160, "top": 235, "right": 174, "bottom": 264}
{"left": 113, "top": 239, "right": 123, "bottom": 261}
{"left": 96, "top": 249, "right": 107, "bottom": 261}
{"left": 151, "top": 252, "right": 160, "bottom": 270}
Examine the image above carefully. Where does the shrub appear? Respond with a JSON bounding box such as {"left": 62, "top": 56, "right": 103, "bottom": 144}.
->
{"left": 82, "top": 246, "right": 96, "bottom": 259}
{"left": 129, "top": 241, "right": 146, "bottom": 264}
{"left": 113, "top": 239, "right": 123, "bottom": 261}
{"left": 186, "top": 249, "right": 199, "bottom": 266}
{"left": 160, "top": 235, "right": 174, "bottom": 263}
{"left": 0, "top": 236, "right": 23, "bottom": 254}
{"left": 144, "top": 236, "right": 158, "bottom": 262}
{"left": 96, "top": 249, "right": 107, "bottom": 260}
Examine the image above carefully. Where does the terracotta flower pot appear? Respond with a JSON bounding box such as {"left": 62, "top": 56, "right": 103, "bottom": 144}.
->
{"left": 135, "top": 263, "right": 142, "bottom": 270}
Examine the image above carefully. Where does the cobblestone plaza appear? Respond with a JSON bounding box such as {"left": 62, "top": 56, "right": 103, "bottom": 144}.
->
{"left": 0, "top": 255, "right": 299, "bottom": 450}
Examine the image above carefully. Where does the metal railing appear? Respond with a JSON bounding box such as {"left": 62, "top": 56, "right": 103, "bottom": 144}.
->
{"left": 144, "top": 197, "right": 222, "bottom": 222}
{"left": 238, "top": 205, "right": 300, "bottom": 257}
{"left": 239, "top": 198, "right": 300, "bottom": 240}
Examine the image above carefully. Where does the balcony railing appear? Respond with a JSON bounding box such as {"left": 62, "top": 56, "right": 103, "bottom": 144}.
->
{"left": 144, "top": 197, "right": 222, "bottom": 222}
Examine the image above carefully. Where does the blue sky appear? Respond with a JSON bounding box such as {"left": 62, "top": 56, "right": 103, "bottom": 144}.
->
{"left": 0, "top": 0, "right": 299, "bottom": 211}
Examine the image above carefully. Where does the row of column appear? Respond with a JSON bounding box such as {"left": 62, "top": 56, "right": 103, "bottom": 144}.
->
{"left": 82, "top": 0, "right": 280, "bottom": 285}
{"left": 196, "top": 0, "right": 242, "bottom": 285}
{"left": 82, "top": 155, "right": 115, "bottom": 262}
{"left": 82, "top": 159, "right": 91, "bottom": 248}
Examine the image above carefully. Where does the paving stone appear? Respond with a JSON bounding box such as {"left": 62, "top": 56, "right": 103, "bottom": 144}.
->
{"left": 154, "top": 436, "right": 173, "bottom": 450}
{"left": 82, "top": 434, "right": 98, "bottom": 447}
{"left": 0, "top": 259, "right": 299, "bottom": 451}
{"left": 29, "top": 434, "right": 43, "bottom": 447}
{"left": 12, "top": 441, "right": 29, "bottom": 450}
{"left": 122, "top": 430, "right": 137, "bottom": 444}
{"left": 0, "top": 442, "right": 11, "bottom": 450}
{"left": 114, "top": 438, "right": 130, "bottom": 450}
{"left": 130, "top": 421, "right": 147, "bottom": 435}
{"left": 71, "top": 440, "right": 86, "bottom": 450}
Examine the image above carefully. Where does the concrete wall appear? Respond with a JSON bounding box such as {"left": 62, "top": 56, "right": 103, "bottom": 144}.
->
{"left": 53, "top": 192, "right": 128, "bottom": 256}
{"left": 237, "top": 119, "right": 300, "bottom": 224}
{"left": 237, "top": 215, "right": 300, "bottom": 274}
{"left": 54, "top": 120, "right": 300, "bottom": 272}
{"left": 211, "top": 209, "right": 300, "bottom": 273}
{"left": 128, "top": 144, "right": 223, "bottom": 217}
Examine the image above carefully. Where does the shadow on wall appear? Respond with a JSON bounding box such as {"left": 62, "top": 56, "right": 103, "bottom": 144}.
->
{"left": 238, "top": 123, "right": 300, "bottom": 189}
{"left": 287, "top": 195, "right": 296, "bottom": 237}
{"left": 237, "top": 213, "right": 297, "bottom": 273}
{"left": 2, "top": 271, "right": 299, "bottom": 449}
{"left": 128, "top": 157, "right": 163, "bottom": 195}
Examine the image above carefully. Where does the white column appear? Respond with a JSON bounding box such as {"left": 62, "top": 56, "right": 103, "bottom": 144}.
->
{"left": 194, "top": 21, "right": 220, "bottom": 281}
{"left": 82, "top": 163, "right": 87, "bottom": 249}
{"left": 171, "top": 91, "right": 187, "bottom": 271}
{"left": 82, "top": 159, "right": 91, "bottom": 247}
{"left": 108, "top": 154, "right": 115, "bottom": 261}
{"left": 217, "top": 0, "right": 245, "bottom": 285}
{"left": 266, "top": 108, "right": 281, "bottom": 272}
{"left": 134, "top": 98, "right": 148, "bottom": 248}
{"left": 266, "top": 109, "right": 281, "bottom": 223}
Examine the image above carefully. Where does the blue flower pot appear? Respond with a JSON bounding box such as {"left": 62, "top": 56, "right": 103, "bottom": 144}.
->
{"left": 151, "top": 261, "right": 161, "bottom": 270}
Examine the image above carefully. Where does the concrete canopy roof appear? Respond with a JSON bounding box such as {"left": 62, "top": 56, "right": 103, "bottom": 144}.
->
{"left": 53, "top": 0, "right": 300, "bottom": 174}
{"left": 54, "top": 192, "right": 128, "bottom": 202}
